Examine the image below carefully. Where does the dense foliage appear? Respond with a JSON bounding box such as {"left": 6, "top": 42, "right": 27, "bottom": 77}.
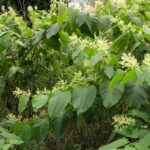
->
{"left": 0, "top": 0, "right": 150, "bottom": 149}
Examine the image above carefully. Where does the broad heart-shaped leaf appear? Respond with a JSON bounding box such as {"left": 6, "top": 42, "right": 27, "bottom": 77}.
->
{"left": 57, "top": 2, "right": 68, "bottom": 25}
{"left": 125, "top": 82, "right": 147, "bottom": 107}
{"left": 98, "top": 138, "right": 129, "bottom": 150}
{"left": 32, "top": 94, "right": 49, "bottom": 112}
{"left": 46, "top": 23, "right": 60, "bottom": 39}
{"left": 100, "top": 81, "right": 124, "bottom": 108}
{"left": 18, "top": 95, "right": 29, "bottom": 113}
{"left": 72, "top": 85, "right": 96, "bottom": 115}
{"left": 86, "top": 15, "right": 100, "bottom": 33}
{"left": 32, "top": 118, "right": 49, "bottom": 143}
{"left": 76, "top": 12, "right": 88, "bottom": 26}
{"left": 48, "top": 91, "right": 71, "bottom": 118}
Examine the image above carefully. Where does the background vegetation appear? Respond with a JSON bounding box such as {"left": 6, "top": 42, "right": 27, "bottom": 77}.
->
{"left": 0, "top": 0, "right": 150, "bottom": 149}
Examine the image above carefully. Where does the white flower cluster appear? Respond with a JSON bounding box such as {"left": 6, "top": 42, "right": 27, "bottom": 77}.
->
{"left": 13, "top": 87, "right": 31, "bottom": 97}
{"left": 52, "top": 71, "right": 88, "bottom": 93}
{"left": 69, "top": 1, "right": 95, "bottom": 14}
{"left": 36, "top": 88, "right": 51, "bottom": 95}
{"left": 111, "top": 0, "right": 127, "bottom": 9}
{"left": 119, "top": 53, "right": 139, "bottom": 69}
{"left": 143, "top": 54, "right": 150, "bottom": 67}
{"left": 69, "top": 34, "right": 83, "bottom": 47}
{"left": 69, "top": 71, "right": 88, "bottom": 88}
{"left": 118, "top": 19, "right": 137, "bottom": 33}
{"left": 94, "top": 38, "right": 111, "bottom": 55}
{"left": 85, "top": 69, "right": 98, "bottom": 82}
{"left": 52, "top": 79, "right": 69, "bottom": 93}
{"left": 69, "top": 35, "right": 111, "bottom": 56}
{"left": 95, "top": 1, "right": 103, "bottom": 8}
{"left": 7, "top": 113, "right": 22, "bottom": 122}
{"left": 32, "top": 110, "right": 48, "bottom": 119}
{"left": 112, "top": 115, "right": 136, "bottom": 131}
{"left": 83, "top": 59, "right": 90, "bottom": 68}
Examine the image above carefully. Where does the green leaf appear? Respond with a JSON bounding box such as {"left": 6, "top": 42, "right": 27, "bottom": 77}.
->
{"left": 0, "top": 127, "right": 7, "bottom": 132}
{"left": 0, "top": 79, "right": 5, "bottom": 95}
{"left": 18, "top": 95, "right": 29, "bottom": 113}
{"left": 126, "top": 83, "right": 147, "bottom": 107}
{"left": 134, "top": 133, "right": 150, "bottom": 150}
{"left": 9, "top": 139, "right": 23, "bottom": 145}
{"left": 100, "top": 81, "right": 124, "bottom": 108}
{"left": 143, "top": 28, "right": 150, "bottom": 40}
{"left": 143, "top": 66, "right": 150, "bottom": 85}
{"left": 0, "top": 39, "right": 11, "bottom": 53}
{"left": 15, "top": 40, "right": 25, "bottom": 47}
{"left": 136, "top": 68, "right": 145, "bottom": 83}
{"left": 1, "top": 132, "right": 20, "bottom": 140}
{"left": 68, "top": 8, "right": 77, "bottom": 30}
{"left": 89, "top": 52, "right": 103, "bottom": 67}
{"left": 86, "top": 15, "right": 100, "bottom": 33}
{"left": 128, "top": 110, "right": 150, "bottom": 122}
{"left": 57, "top": 2, "right": 68, "bottom": 25}
{"left": 131, "top": 41, "right": 141, "bottom": 52}
{"left": 0, "top": 31, "right": 7, "bottom": 37}
{"left": 8, "top": 66, "right": 18, "bottom": 78}
{"left": 2, "top": 144, "right": 11, "bottom": 150}
{"left": 76, "top": 12, "right": 87, "bottom": 26}
{"left": 119, "top": 70, "right": 137, "bottom": 87}
{"left": 48, "top": 91, "right": 71, "bottom": 118}
{"left": 104, "top": 66, "right": 114, "bottom": 79}
{"left": 143, "top": 28, "right": 150, "bottom": 34}
{"left": 117, "top": 127, "right": 139, "bottom": 139}
{"left": 20, "top": 124, "right": 32, "bottom": 142}
{"left": 46, "top": 23, "right": 60, "bottom": 39}
{"left": 33, "top": 31, "right": 44, "bottom": 45}
{"left": 72, "top": 85, "right": 96, "bottom": 115}
{"left": 33, "top": 118, "right": 49, "bottom": 143}
{"left": 59, "top": 31, "right": 69, "bottom": 44}
{"left": 98, "top": 138, "right": 129, "bottom": 150}
{"left": 0, "top": 139, "right": 4, "bottom": 149}
{"left": 32, "top": 94, "right": 48, "bottom": 112}
{"left": 98, "top": 16, "right": 111, "bottom": 32}
{"left": 109, "top": 71, "right": 124, "bottom": 89}
{"left": 50, "top": 114, "right": 69, "bottom": 139}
